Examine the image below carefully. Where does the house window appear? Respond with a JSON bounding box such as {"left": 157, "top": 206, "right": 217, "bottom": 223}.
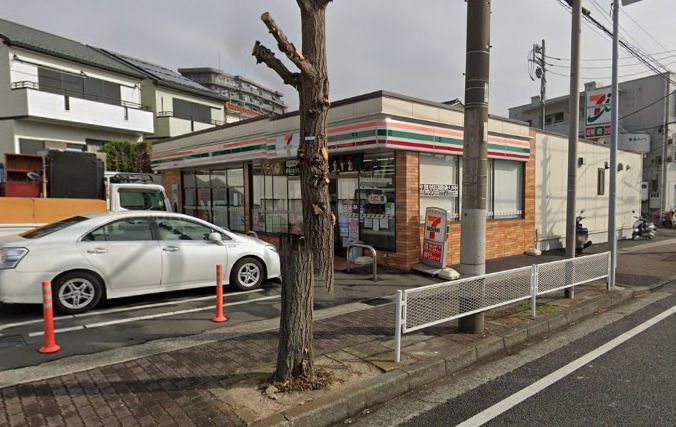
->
{"left": 597, "top": 168, "right": 605, "bottom": 195}
{"left": 19, "top": 138, "right": 45, "bottom": 154}
{"left": 37, "top": 67, "right": 121, "bottom": 106}
{"left": 545, "top": 112, "right": 565, "bottom": 125}
{"left": 172, "top": 98, "right": 212, "bottom": 124}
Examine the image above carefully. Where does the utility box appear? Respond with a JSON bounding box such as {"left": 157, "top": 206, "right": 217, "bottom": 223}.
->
{"left": 641, "top": 181, "right": 649, "bottom": 202}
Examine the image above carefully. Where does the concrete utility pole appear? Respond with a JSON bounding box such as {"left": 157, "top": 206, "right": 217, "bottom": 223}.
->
{"left": 459, "top": 0, "right": 491, "bottom": 334}
{"left": 565, "top": 0, "right": 582, "bottom": 299}
{"left": 608, "top": 0, "right": 620, "bottom": 289}
{"left": 539, "top": 39, "right": 547, "bottom": 129}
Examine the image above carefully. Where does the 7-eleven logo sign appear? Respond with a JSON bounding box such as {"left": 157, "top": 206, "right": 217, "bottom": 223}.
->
{"left": 586, "top": 89, "right": 613, "bottom": 126}
{"left": 426, "top": 215, "right": 442, "bottom": 239}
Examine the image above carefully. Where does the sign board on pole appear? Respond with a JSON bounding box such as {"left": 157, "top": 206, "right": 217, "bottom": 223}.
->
{"left": 585, "top": 88, "right": 613, "bottom": 139}
{"left": 421, "top": 207, "right": 450, "bottom": 269}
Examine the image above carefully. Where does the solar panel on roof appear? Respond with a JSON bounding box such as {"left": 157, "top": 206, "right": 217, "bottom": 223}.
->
{"left": 107, "top": 51, "right": 224, "bottom": 96}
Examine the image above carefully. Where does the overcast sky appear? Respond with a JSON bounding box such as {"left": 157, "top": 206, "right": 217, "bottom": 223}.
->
{"left": 1, "top": 1, "right": 674, "bottom": 115}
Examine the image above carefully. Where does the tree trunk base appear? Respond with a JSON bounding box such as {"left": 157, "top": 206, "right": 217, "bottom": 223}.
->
{"left": 274, "top": 236, "right": 315, "bottom": 382}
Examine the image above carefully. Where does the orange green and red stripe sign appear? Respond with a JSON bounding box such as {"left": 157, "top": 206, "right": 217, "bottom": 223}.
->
{"left": 151, "top": 117, "right": 531, "bottom": 170}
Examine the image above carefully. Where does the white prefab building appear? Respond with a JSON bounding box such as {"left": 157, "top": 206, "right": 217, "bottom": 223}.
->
{"left": 536, "top": 130, "right": 643, "bottom": 251}
{"left": 0, "top": 18, "right": 154, "bottom": 156}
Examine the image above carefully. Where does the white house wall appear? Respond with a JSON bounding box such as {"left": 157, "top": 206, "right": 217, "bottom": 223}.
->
{"left": 12, "top": 120, "right": 144, "bottom": 147}
{"left": 536, "top": 131, "right": 642, "bottom": 250}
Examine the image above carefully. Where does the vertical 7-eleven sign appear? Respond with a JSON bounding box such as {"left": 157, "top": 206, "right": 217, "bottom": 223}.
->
{"left": 422, "top": 207, "right": 450, "bottom": 268}
{"left": 585, "top": 88, "right": 613, "bottom": 138}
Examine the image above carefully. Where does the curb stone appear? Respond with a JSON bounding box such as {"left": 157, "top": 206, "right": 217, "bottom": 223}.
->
{"left": 252, "top": 287, "right": 639, "bottom": 426}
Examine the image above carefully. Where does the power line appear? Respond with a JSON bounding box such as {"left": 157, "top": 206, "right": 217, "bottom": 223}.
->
{"left": 621, "top": 4, "right": 670, "bottom": 54}
{"left": 547, "top": 62, "right": 676, "bottom": 80}
{"left": 546, "top": 58, "right": 676, "bottom": 70}
{"left": 619, "top": 90, "right": 676, "bottom": 121}
{"left": 545, "top": 49, "right": 676, "bottom": 62}
{"left": 555, "top": 0, "right": 676, "bottom": 88}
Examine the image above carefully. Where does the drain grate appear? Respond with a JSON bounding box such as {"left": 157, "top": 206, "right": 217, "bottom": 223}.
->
{"left": 0, "top": 335, "right": 26, "bottom": 349}
{"left": 362, "top": 297, "right": 392, "bottom": 306}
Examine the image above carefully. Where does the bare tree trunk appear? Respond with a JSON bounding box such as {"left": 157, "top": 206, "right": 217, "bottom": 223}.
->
{"left": 276, "top": 237, "right": 314, "bottom": 380}
{"left": 252, "top": 0, "right": 334, "bottom": 382}
{"left": 297, "top": 1, "right": 334, "bottom": 291}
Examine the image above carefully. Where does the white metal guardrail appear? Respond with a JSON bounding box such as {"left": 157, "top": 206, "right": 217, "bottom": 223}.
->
{"left": 394, "top": 252, "right": 611, "bottom": 362}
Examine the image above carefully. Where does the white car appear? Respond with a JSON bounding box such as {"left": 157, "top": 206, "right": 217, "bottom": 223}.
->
{"left": 0, "top": 211, "right": 281, "bottom": 314}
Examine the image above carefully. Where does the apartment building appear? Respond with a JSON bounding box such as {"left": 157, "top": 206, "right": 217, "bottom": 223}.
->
{"left": 179, "top": 67, "right": 286, "bottom": 116}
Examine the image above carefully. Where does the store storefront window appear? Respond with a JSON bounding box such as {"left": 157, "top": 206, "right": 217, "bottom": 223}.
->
{"left": 182, "top": 168, "right": 245, "bottom": 231}
{"left": 329, "top": 152, "right": 396, "bottom": 251}
{"left": 252, "top": 160, "right": 297, "bottom": 234}
{"left": 492, "top": 159, "right": 523, "bottom": 218}
{"left": 419, "top": 154, "right": 460, "bottom": 221}
{"left": 418, "top": 155, "right": 524, "bottom": 221}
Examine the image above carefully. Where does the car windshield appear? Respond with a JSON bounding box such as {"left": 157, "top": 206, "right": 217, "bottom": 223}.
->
{"left": 119, "top": 189, "right": 166, "bottom": 211}
{"left": 20, "top": 216, "right": 89, "bottom": 239}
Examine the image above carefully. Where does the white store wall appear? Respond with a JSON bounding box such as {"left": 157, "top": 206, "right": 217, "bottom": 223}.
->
{"left": 536, "top": 130, "right": 642, "bottom": 250}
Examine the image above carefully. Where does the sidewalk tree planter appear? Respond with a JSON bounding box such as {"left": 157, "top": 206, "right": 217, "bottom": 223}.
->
{"left": 252, "top": 0, "right": 335, "bottom": 382}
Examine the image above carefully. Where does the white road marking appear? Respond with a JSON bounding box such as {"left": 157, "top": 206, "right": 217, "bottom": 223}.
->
{"left": 0, "top": 288, "right": 265, "bottom": 335}
{"left": 455, "top": 304, "right": 676, "bottom": 427}
{"left": 28, "top": 295, "right": 281, "bottom": 337}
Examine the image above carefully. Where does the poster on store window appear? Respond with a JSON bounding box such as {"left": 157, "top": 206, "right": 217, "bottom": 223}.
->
{"left": 276, "top": 133, "right": 299, "bottom": 158}
{"left": 421, "top": 207, "right": 450, "bottom": 268}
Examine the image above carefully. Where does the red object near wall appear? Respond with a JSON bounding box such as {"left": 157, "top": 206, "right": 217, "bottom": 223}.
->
{"left": 3, "top": 181, "right": 40, "bottom": 197}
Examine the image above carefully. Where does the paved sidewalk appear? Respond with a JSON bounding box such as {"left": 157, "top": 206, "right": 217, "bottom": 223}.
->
{"left": 0, "top": 282, "right": 640, "bottom": 427}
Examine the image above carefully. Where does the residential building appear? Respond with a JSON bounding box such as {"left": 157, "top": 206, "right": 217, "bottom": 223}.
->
{"left": 152, "top": 90, "right": 641, "bottom": 270}
{"left": 509, "top": 73, "right": 676, "bottom": 217}
{"left": 0, "top": 18, "right": 154, "bottom": 157}
{"left": 178, "top": 67, "right": 286, "bottom": 116}
{"left": 101, "top": 52, "right": 231, "bottom": 140}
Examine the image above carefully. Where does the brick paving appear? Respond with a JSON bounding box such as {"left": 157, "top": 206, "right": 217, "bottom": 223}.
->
{"left": 0, "top": 305, "right": 403, "bottom": 427}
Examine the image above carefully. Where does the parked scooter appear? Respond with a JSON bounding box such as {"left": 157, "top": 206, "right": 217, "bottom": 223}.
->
{"left": 632, "top": 210, "right": 657, "bottom": 240}
{"left": 661, "top": 210, "right": 676, "bottom": 228}
{"left": 576, "top": 209, "right": 592, "bottom": 255}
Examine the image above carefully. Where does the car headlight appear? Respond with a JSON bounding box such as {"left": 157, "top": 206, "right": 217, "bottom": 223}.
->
{"left": 0, "top": 247, "right": 28, "bottom": 269}
{"left": 265, "top": 244, "right": 278, "bottom": 253}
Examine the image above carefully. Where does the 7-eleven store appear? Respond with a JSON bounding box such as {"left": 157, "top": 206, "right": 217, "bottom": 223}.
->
{"left": 152, "top": 91, "right": 535, "bottom": 271}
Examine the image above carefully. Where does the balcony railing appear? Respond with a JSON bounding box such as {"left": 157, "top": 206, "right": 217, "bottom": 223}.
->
{"left": 11, "top": 81, "right": 150, "bottom": 111}
{"left": 157, "top": 111, "right": 225, "bottom": 126}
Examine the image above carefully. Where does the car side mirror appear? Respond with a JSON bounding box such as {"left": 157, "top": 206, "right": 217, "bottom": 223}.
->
{"left": 208, "top": 232, "right": 224, "bottom": 245}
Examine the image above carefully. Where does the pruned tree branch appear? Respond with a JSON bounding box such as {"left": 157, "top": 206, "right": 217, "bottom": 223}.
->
{"left": 261, "top": 12, "right": 317, "bottom": 80}
{"left": 252, "top": 41, "right": 300, "bottom": 89}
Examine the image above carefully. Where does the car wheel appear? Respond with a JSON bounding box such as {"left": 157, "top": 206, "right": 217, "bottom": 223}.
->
{"left": 53, "top": 272, "right": 104, "bottom": 314}
{"left": 231, "top": 258, "right": 264, "bottom": 291}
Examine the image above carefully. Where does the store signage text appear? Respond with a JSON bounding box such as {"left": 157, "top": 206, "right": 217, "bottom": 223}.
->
{"left": 419, "top": 183, "right": 459, "bottom": 197}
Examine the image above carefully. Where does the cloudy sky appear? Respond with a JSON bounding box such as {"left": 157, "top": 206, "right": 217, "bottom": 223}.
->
{"left": 1, "top": 1, "right": 673, "bottom": 115}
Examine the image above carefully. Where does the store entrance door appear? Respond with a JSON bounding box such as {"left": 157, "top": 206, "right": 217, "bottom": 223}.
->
{"left": 330, "top": 173, "right": 361, "bottom": 257}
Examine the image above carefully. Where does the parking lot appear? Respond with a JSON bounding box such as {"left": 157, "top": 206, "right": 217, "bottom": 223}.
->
{"left": 0, "top": 268, "right": 439, "bottom": 370}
